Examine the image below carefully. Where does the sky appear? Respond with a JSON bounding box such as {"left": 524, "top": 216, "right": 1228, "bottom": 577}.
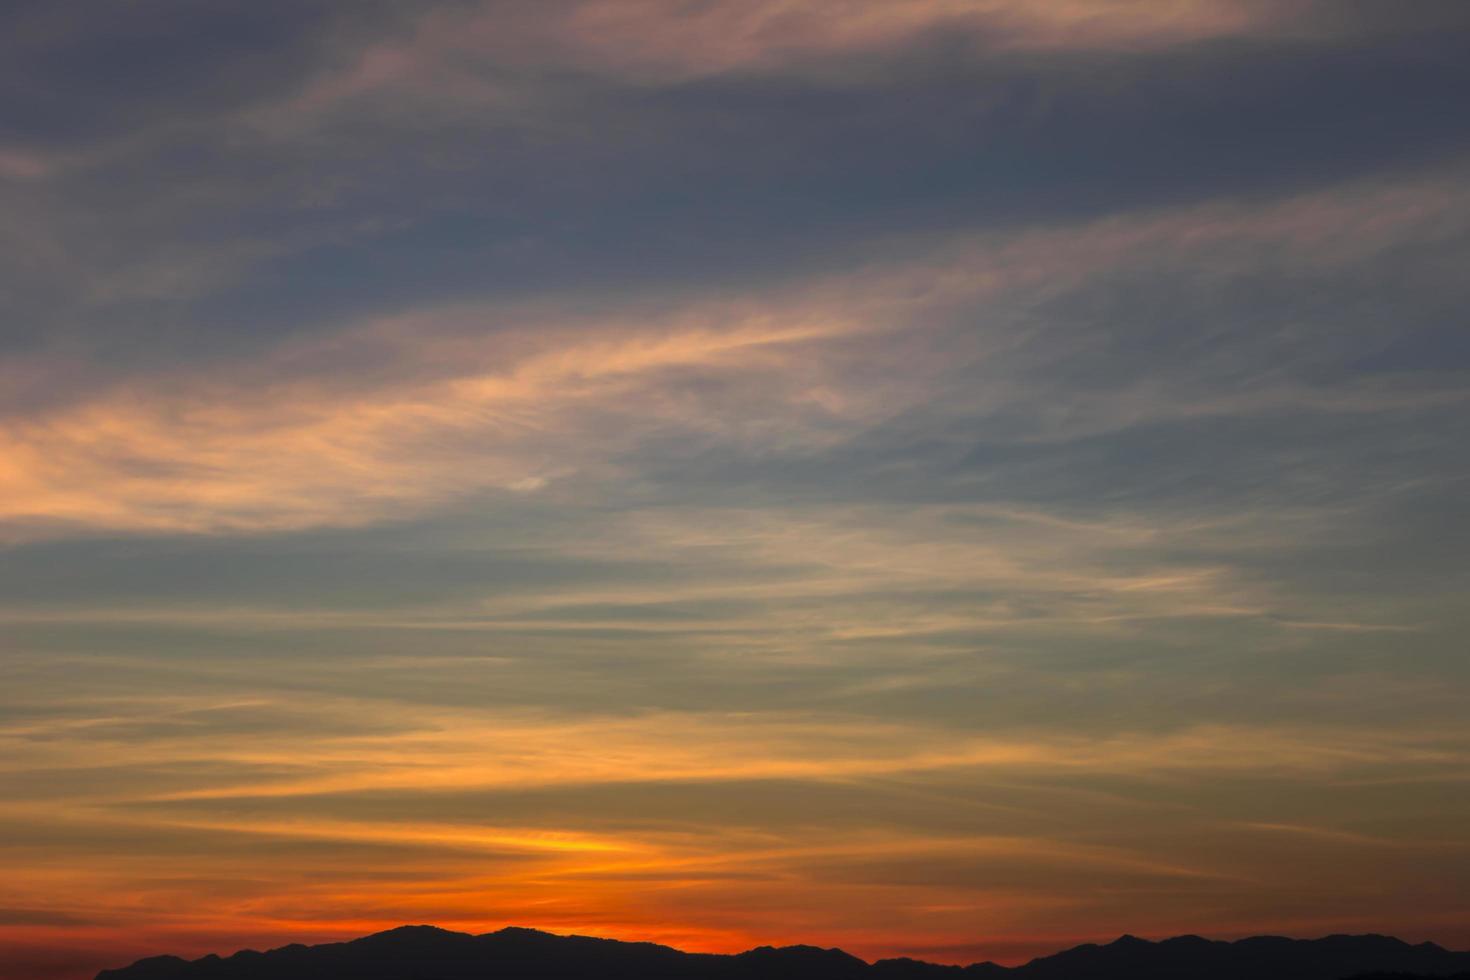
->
{"left": 2, "top": 2, "right": 1468, "bottom": 978}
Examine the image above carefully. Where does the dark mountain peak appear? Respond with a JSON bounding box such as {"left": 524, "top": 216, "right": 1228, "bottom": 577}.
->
{"left": 1159, "top": 935, "right": 1212, "bottom": 948}
{"left": 481, "top": 924, "right": 675, "bottom": 950}
{"left": 362, "top": 924, "right": 467, "bottom": 942}
{"left": 486, "top": 925, "right": 555, "bottom": 938}
{"left": 96, "top": 926, "right": 1470, "bottom": 980}
{"left": 1107, "top": 934, "right": 1149, "bottom": 947}
{"left": 741, "top": 942, "right": 861, "bottom": 957}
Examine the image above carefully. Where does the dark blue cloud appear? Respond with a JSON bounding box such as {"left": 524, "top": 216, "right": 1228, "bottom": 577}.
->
{"left": 5, "top": 3, "right": 1470, "bottom": 376}
{"left": 0, "top": 0, "right": 393, "bottom": 143}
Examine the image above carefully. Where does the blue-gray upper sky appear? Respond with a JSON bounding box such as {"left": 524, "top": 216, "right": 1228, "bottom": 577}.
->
{"left": 1, "top": 3, "right": 1468, "bottom": 979}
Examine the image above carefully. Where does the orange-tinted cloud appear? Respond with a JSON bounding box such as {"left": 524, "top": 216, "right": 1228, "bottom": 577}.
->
{"left": 4, "top": 174, "right": 1461, "bottom": 539}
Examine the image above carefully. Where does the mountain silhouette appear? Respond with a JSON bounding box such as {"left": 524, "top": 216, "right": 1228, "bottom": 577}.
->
{"left": 95, "top": 925, "right": 1470, "bottom": 980}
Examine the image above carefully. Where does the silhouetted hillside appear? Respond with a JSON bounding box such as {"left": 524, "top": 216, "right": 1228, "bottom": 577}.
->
{"left": 95, "top": 926, "right": 1470, "bottom": 980}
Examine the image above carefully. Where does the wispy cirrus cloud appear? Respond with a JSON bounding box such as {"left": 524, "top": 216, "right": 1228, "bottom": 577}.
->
{"left": 269, "top": 0, "right": 1296, "bottom": 117}
{"left": 4, "top": 683, "right": 1466, "bottom": 962}
{"left": 5, "top": 172, "right": 1464, "bottom": 538}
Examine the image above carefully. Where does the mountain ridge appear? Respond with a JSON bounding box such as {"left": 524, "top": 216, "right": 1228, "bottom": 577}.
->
{"left": 95, "top": 925, "right": 1470, "bottom": 980}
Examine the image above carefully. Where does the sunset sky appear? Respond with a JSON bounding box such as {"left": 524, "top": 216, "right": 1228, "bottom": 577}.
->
{"left": 2, "top": 2, "right": 1469, "bottom": 978}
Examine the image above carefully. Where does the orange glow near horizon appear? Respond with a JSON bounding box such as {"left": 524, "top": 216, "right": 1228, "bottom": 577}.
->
{"left": 4, "top": 688, "right": 1468, "bottom": 978}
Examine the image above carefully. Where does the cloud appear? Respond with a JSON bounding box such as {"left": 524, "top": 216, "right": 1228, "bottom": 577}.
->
{"left": 3, "top": 171, "right": 1464, "bottom": 539}
{"left": 276, "top": 0, "right": 1294, "bottom": 108}
{"left": 0, "top": 147, "right": 56, "bottom": 180}
{"left": 5, "top": 0, "right": 1467, "bottom": 403}
{"left": 5, "top": 683, "right": 1466, "bottom": 966}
